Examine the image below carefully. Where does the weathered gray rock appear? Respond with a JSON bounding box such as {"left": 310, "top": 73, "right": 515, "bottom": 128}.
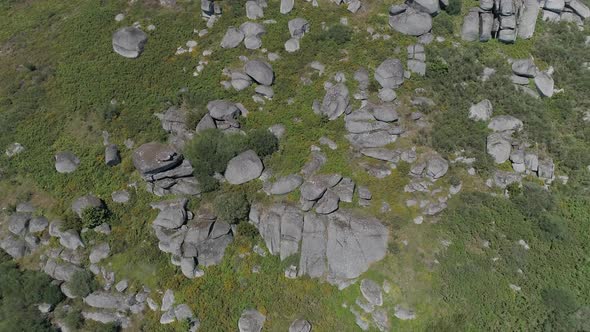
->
{"left": 289, "top": 319, "right": 312, "bottom": 332}
{"left": 90, "top": 243, "right": 110, "bottom": 264}
{"left": 469, "top": 99, "right": 493, "bottom": 121}
{"left": 55, "top": 152, "right": 80, "bottom": 173}
{"left": 410, "top": 0, "right": 440, "bottom": 15}
{"left": 512, "top": 58, "right": 538, "bottom": 77}
{"left": 221, "top": 27, "right": 245, "bottom": 48}
{"left": 207, "top": 100, "right": 240, "bottom": 121}
{"left": 301, "top": 151, "right": 327, "bottom": 177}
{"left": 534, "top": 72, "right": 554, "bottom": 97}
{"left": 321, "top": 83, "right": 350, "bottom": 120}
{"left": 538, "top": 159, "right": 554, "bottom": 179}
{"left": 84, "top": 292, "right": 129, "bottom": 310}
{"left": 375, "top": 58, "right": 404, "bottom": 89}
{"left": 569, "top": 0, "right": 590, "bottom": 19}
{"left": 5, "top": 142, "right": 24, "bottom": 157}
{"left": 28, "top": 216, "right": 48, "bottom": 233}
{"left": 244, "top": 60, "right": 274, "bottom": 86}
{"left": 72, "top": 195, "right": 104, "bottom": 218}
{"left": 0, "top": 235, "right": 26, "bottom": 259}
{"left": 238, "top": 309, "right": 265, "bottom": 332}
{"left": 361, "top": 279, "right": 383, "bottom": 306}
{"left": 8, "top": 213, "right": 30, "bottom": 236}
{"left": 487, "top": 133, "right": 512, "bottom": 163}
{"left": 161, "top": 289, "right": 175, "bottom": 312}
{"left": 361, "top": 148, "right": 399, "bottom": 162}
{"left": 289, "top": 18, "right": 310, "bottom": 39}
{"left": 132, "top": 143, "right": 181, "bottom": 175}
{"left": 240, "top": 22, "right": 266, "bottom": 38}
{"left": 196, "top": 114, "right": 216, "bottom": 133}
{"left": 59, "top": 230, "right": 84, "bottom": 250}
{"left": 345, "top": 131, "right": 397, "bottom": 148}
{"left": 461, "top": 9, "right": 480, "bottom": 41}
{"left": 280, "top": 0, "right": 294, "bottom": 14}
{"left": 231, "top": 71, "right": 253, "bottom": 91}
{"left": 545, "top": 0, "right": 565, "bottom": 12}
{"left": 480, "top": 12, "right": 494, "bottom": 41}
{"left": 372, "top": 105, "right": 399, "bottom": 122}
{"left": 111, "top": 190, "right": 130, "bottom": 204}
{"left": 112, "top": 27, "right": 148, "bottom": 58}
{"left": 245, "top": 1, "right": 264, "bottom": 19}
{"left": 325, "top": 210, "right": 388, "bottom": 284}
{"left": 426, "top": 157, "right": 449, "bottom": 179}
{"left": 105, "top": 144, "right": 121, "bottom": 166}
{"left": 488, "top": 115, "right": 523, "bottom": 132}
{"left": 225, "top": 150, "right": 264, "bottom": 185}
{"left": 394, "top": 306, "right": 416, "bottom": 320}
{"left": 284, "top": 38, "right": 300, "bottom": 52}
{"left": 518, "top": 0, "right": 540, "bottom": 39}
{"left": 264, "top": 175, "right": 303, "bottom": 195}
{"left": 315, "top": 190, "right": 340, "bottom": 214}
{"left": 151, "top": 198, "right": 188, "bottom": 229}
{"left": 174, "top": 304, "right": 194, "bottom": 321}
{"left": 389, "top": 8, "right": 432, "bottom": 36}
{"left": 82, "top": 311, "right": 130, "bottom": 328}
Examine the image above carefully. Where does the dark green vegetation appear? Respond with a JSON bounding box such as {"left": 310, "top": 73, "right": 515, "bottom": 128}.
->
{"left": 432, "top": 175, "right": 590, "bottom": 330}
{"left": 183, "top": 128, "right": 278, "bottom": 192}
{"left": 0, "top": 252, "right": 63, "bottom": 331}
{"left": 68, "top": 270, "right": 99, "bottom": 298}
{"left": 213, "top": 191, "right": 250, "bottom": 224}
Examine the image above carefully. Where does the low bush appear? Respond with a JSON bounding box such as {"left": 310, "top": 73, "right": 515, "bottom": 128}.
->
{"left": 246, "top": 129, "right": 279, "bottom": 157}
{"left": 317, "top": 24, "right": 353, "bottom": 45}
{"left": 213, "top": 191, "right": 250, "bottom": 224}
{"left": 446, "top": 0, "right": 462, "bottom": 15}
{"left": 68, "top": 270, "right": 98, "bottom": 297}
{"left": 81, "top": 206, "right": 111, "bottom": 229}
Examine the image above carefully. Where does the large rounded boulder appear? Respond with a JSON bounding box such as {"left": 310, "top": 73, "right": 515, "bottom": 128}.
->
{"left": 112, "top": 27, "right": 148, "bottom": 58}
{"left": 225, "top": 150, "right": 264, "bottom": 185}
{"left": 244, "top": 60, "right": 274, "bottom": 86}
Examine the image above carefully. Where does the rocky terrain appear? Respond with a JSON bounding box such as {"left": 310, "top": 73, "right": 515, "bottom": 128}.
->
{"left": 1, "top": 0, "right": 589, "bottom": 331}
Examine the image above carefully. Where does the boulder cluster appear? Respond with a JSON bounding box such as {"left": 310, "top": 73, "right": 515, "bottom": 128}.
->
{"left": 223, "top": 59, "right": 275, "bottom": 103}
{"left": 0, "top": 203, "right": 48, "bottom": 259}
{"left": 132, "top": 142, "right": 201, "bottom": 197}
{"left": 349, "top": 279, "right": 391, "bottom": 331}
{"left": 197, "top": 100, "right": 247, "bottom": 134}
{"left": 511, "top": 58, "right": 555, "bottom": 98}
{"left": 150, "top": 199, "right": 234, "bottom": 278}
{"left": 542, "top": 0, "right": 590, "bottom": 26}
{"left": 250, "top": 204, "right": 389, "bottom": 288}
{"left": 221, "top": 22, "right": 266, "bottom": 50}
{"left": 471, "top": 100, "right": 556, "bottom": 182}
{"left": 285, "top": 18, "right": 310, "bottom": 53}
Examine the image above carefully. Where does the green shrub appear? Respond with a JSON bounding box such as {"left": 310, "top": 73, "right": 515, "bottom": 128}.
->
{"left": 446, "top": 0, "right": 462, "bottom": 15}
{"left": 318, "top": 24, "right": 353, "bottom": 45}
{"left": 68, "top": 270, "right": 98, "bottom": 298}
{"left": 246, "top": 129, "right": 279, "bottom": 157}
{"left": 184, "top": 129, "right": 246, "bottom": 177}
{"left": 81, "top": 206, "right": 110, "bottom": 229}
{"left": 213, "top": 191, "right": 250, "bottom": 224}
{"left": 433, "top": 12, "right": 455, "bottom": 35}
{"left": 542, "top": 288, "right": 579, "bottom": 314}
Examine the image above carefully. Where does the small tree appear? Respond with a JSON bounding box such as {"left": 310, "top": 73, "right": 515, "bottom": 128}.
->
{"left": 81, "top": 207, "right": 110, "bottom": 229}
{"left": 246, "top": 129, "right": 279, "bottom": 157}
{"left": 68, "top": 270, "right": 98, "bottom": 298}
{"left": 214, "top": 191, "right": 250, "bottom": 224}
{"left": 446, "top": 0, "right": 462, "bottom": 15}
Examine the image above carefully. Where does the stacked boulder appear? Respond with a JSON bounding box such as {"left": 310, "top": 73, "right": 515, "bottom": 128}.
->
{"left": 388, "top": 3, "right": 433, "bottom": 37}
{"left": 331, "top": 0, "right": 363, "bottom": 13}
{"left": 221, "top": 22, "right": 266, "bottom": 50}
{"left": 405, "top": 155, "right": 450, "bottom": 216}
{"left": 344, "top": 103, "right": 403, "bottom": 149}
{"left": 1, "top": 206, "right": 49, "bottom": 259}
{"left": 470, "top": 100, "right": 556, "bottom": 181}
{"left": 460, "top": 0, "right": 562, "bottom": 43}
{"left": 155, "top": 106, "right": 194, "bottom": 149}
{"left": 285, "top": 18, "right": 310, "bottom": 52}
{"left": 249, "top": 203, "right": 389, "bottom": 288}
{"left": 201, "top": 0, "right": 222, "bottom": 27}
{"left": 542, "top": 0, "right": 589, "bottom": 25}
{"left": 197, "top": 100, "right": 245, "bottom": 133}
{"left": 350, "top": 279, "right": 390, "bottom": 331}
{"left": 227, "top": 59, "right": 275, "bottom": 101}
{"left": 150, "top": 199, "right": 234, "bottom": 278}
{"left": 316, "top": 81, "right": 351, "bottom": 120}
{"left": 511, "top": 58, "right": 555, "bottom": 98}
{"left": 132, "top": 142, "right": 201, "bottom": 196}
{"left": 407, "top": 44, "right": 426, "bottom": 76}
{"left": 375, "top": 58, "right": 405, "bottom": 101}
